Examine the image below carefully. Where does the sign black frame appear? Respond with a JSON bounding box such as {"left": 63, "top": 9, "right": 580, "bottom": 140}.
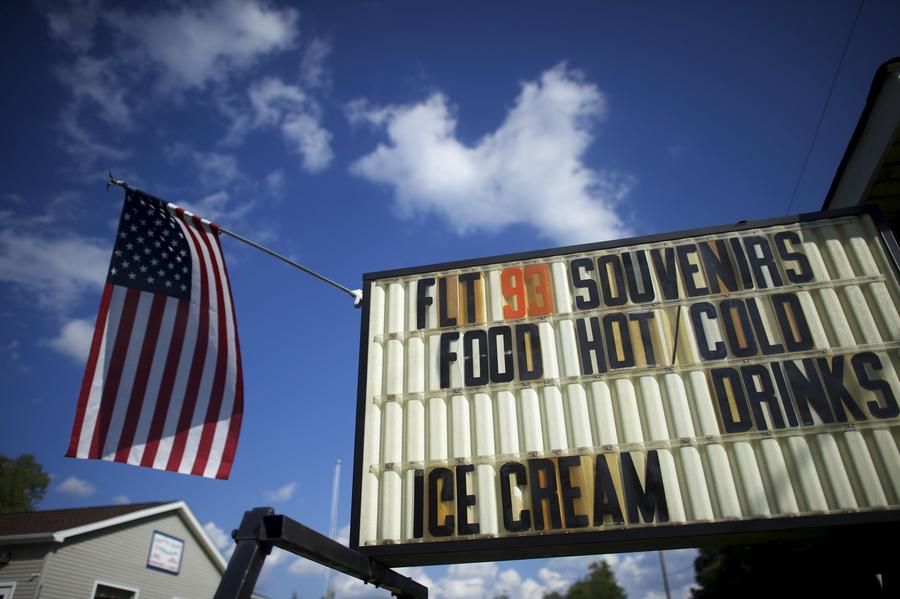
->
{"left": 350, "top": 205, "right": 900, "bottom": 567}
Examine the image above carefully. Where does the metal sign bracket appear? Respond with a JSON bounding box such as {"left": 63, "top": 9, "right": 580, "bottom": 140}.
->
{"left": 213, "top": 507, "right": 428, "bottom": 599}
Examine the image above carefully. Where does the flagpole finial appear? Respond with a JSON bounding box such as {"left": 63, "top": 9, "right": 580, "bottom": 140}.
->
{"left": 106, "top": 170, "right": 127, "bottom": 192}
{"left": 351, "top": 289, "right": 363, "bottom": 308}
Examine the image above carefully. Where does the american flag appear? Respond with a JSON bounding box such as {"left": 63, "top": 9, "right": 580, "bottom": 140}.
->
{"left": 67, "top": 188, "right": 243, "bottom": 479}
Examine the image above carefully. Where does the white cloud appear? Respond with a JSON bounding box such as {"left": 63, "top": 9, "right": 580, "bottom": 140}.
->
{"left": 179, "top": 190, "right": 251, "bottom": 224}
{"left": 263, "top": 481, "right": 298, "bottom": 502}
{"left": 226, "top": 77, "right": 333, "bottom": 172}
{"left": 543, "top": 551, "right": 698, "bottom": 599}
{"left": 44, "top": 0, "right": 101, "bottom": 52}
{"left": 45, "top": 318, "right": 94, "bottom": 362}
{"left": 0, "top": 226, "right": 108, "bottom": 312}
{"left": 282, "top": 112, "right": 334, "bottom": 172}
{"left": 336, "top": 523, "right": 350, "bottom": 547}
{"left": 203, "top": 521, "right": 236, "bottom": 559}
{"left": 253, "top": 546, "right": 292, "bottom": 591}
{"left": 265, "top": 169, "right": 286, "bottom": 198}
{"left": 57, "top": 55, "right": 133, "bottom": 128}
{"left": 439, "top": 562, "right": 498, "bottom": 599}
{"left": 417, "top": 561, "right": 561, "bottom": 599}
{"left": 300, "top": 37, "right": 332, "bottom": 90}
{"left": 537, "top": 566, "right": 570, "bottom": 593}
{"left": 104, "top": 0, "right": 299, "bottom": 93}
{"left": 614, "top": 552, "right": 653, "bottom": 583}
{"left": 43, "top": 1, "right": 303, "bottom": 164}
{"left": 193, "top": 151, "right": 241, "bottom": 186}
{"left": 289, "top": 555, "right": 581, "bottom": 599}
{"left": 56, "top": 476, "right": 96, "bottom": 497}
{"left": 289, "top": 557, "right": 326, "bottom": 576}
{"left": 58, "top": 105, "right": 133, "bottom": 163}
{"left": 111, "top": 494, "right": 130, "bottom": 504}
{"left": 0, "top": 340, "right": 21, "bottom": 362}
{"left": 43, "top": 2, "right": 335, "bottom": 175}
{"left": 350, "top": 63, "right": 634, "bottom": 245}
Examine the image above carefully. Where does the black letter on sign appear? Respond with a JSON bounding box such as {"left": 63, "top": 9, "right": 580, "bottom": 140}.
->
{"left": 676, "top": 244, "right": 709, "bottom": 297}
{"left": 604, "top": 313, "right": 635, "bottom": 369}
{"left": 771, "top": 362, "right": 800, "bottom": 427}
{"left": 413, "top": 469, "right": 424, "bottom": 538}
{"left": 852, "top": 352, "right": 899, "bottom": 419}
{"left": 428, "top": 468, "right": 455, "bottom": 537}
{"left": 785, "top": 359, "right": 833, "bottom": 425}
{"left": 416, "top": 278, "right": 435, "bottom": 330}
{"left": 743, "top": 236, "right": 783, "bottom": 289}
{"left": 455, "top": 464, "right": 480, "bottom": 535}
{"left": 816, "top": 356, "right": 866, "bottom": 422}
{"left": 774, "top": 231, "right": 813, "bottom": 283}
{"left": 690, "top": 302, "right": 726, "bottom": 361}
{"left": 720, "top": 299, "right": 757, "bottom": 358}
{"left": 771, "top": 293, "right": 813, "bottom": 352}
{"left": 699, "top": 239, "right": 739, "bottom": 294}
{"left": 711, "top": 367, "right": 753, "bottom": 433}
{"left": 728, "top": 237, "right": 755, "bottom": 290}
{"left": 593, "top": 454, "right": 625, "bottom": 525}
{"left": 575, "top": 317, "right": 608, "bottom": 375}
{"left": 597, "top": 255, "right": 628, "bottom": 307}
{"left": 458, "top": 272, "right": 481, "bottom": 324}
{"left": 527, "top": 458, "right": 562, "bottom": 530}
{"left": 439, "top": 332, "right": 460, "bottom": 389}
{"left": 558, "top": 456, "right": 588, "bottom": 528}
{"left": 622, "top": 451, "right": 669, "bottom": 524}
{"left": 489, "top": 326, "right": 515, "bottom": 383}
{"left": 630, "top": 312, "right": 657, "bottom": 366}
{"left": 500, "top": 462, "right": 531, "bottom": 532}
{"left": 622, "top": 250, "right": 655, "bottom": 304}
{"left": 463, "top": 329, "right": 489, "bottom": 387}
{"left": 570, "top": 257, "right": 600, "bottom": 310}
{"left": 516, "top": 324, "right": 543, "bottom": 381}
{"left": 438, "top": 276, "right": 457, "bottom": 327}
{"left": 746, "top": 297, "right": 784, "bottom": 356}
{"left": 650, "top": 248, "right": 679, "bottom": 300}
{"left": 741, "top": 364, "right": 786, "bottom": 430}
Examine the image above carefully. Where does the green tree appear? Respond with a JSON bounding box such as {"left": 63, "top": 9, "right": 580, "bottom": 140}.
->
{"left": 0, "top": 453, "right": 50, "bottom": 512}
{"left": 543, "top": 560, "right": 626, "bottom": 599}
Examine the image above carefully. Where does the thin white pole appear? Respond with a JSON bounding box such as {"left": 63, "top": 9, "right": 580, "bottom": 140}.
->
{"left": 658, "top": 550, "right": 672, "bottom": 599}
{"left": 324, "top": 459, "right": 342, "bottom": 599}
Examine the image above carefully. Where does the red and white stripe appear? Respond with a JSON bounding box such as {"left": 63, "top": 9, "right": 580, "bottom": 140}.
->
{"left": 67, "top": 205, "right": 243, "bottom": 479}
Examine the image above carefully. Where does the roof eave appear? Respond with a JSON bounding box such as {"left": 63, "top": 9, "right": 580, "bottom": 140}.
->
{"left": 823, "top": 57, "right": 900, "bottom": 210}
{"left": 0, "top": 532, "right": 58, "bottom": 545}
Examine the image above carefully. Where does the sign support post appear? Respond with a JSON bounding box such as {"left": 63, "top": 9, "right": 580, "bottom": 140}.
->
{"left": 213, "top": 507, "right": 428, "bottom": 599}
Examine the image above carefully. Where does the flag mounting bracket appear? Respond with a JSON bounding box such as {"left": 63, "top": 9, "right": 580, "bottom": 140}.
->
{"left": 213, "top": 507, "right": 428, "bottom": 599}
{"left": 105, "top": 171, "right": 364, "bottom": 307}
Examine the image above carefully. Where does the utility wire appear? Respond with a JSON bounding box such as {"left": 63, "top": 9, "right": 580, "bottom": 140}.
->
{"left": 785, "top": 0, "right": 865, "bottom": 215}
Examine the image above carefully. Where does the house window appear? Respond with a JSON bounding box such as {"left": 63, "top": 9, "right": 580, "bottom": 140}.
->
{"left": 93, "top": 582, "right": 137, "bottom": 599}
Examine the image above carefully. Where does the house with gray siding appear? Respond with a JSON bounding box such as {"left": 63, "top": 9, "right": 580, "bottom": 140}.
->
{"left": 0, "top": 501, "right": 257, "bottom": 599}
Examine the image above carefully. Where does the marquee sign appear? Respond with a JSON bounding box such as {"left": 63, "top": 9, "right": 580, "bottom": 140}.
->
{"left": 350, "top": 208, "right": 900, "bottom": 566}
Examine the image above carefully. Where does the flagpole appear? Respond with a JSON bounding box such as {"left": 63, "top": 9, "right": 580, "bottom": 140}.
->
{"left": 107, "top": 172, "right": 363, "bottom": 307}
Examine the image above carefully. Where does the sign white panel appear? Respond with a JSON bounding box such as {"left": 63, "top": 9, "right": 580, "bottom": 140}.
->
{"left": 351, "top": 210, "right": 900, "bottom": 565}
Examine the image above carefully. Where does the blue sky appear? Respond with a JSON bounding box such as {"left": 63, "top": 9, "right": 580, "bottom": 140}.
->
{"left": 2, "top": 1, "right": 899, "bottom": 598}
